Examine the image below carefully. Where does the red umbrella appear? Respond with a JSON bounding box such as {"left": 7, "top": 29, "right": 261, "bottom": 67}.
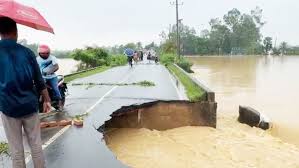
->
{"left": 0, "top": 0, "right": 54, "bottom": 33}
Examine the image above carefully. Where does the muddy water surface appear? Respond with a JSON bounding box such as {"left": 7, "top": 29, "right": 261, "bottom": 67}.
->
{"left": 104, "top": 56, "right": 299, "bottom": 168}
{"left": 189, "top": 56, "right": 299, "bottom": 146}
{"left": 105, "top": 115, "right": 299, "bottom": 168}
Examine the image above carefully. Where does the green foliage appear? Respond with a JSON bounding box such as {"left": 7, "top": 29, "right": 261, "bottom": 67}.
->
{"left": 167, "top": 64, "right": 205, "bottom": 102}
{"left": 160, "top": 40, "right": 176, "bottom": 54}
{"left": 109, "top": 55, "right": 127, "bottom": 67}
{"left": 0, "top": 142, "right": 9, "bottom": 156}
{"left": 103, "top": 42, "right": 143, "bottom": 55}
{"left": 160, "top": 53, "right": 176, "bottom": 65}
{"left": 263, "top": 37, "right": 273, "bottom": 54}
{"left": 71, "top": 47, "right": 109, "bottom": 68}
{"left": 176, "top": 58, "right": 194, "bottom": 73}
{"left": 135, "top": 80, "right": 156, "bottom": 87}
{"left": 144, "top": 42, "right": 159, "bottom": 51}
{"left": 160, "top": 7, "right": 267, "bottom": 56}
{"left": 52, "top": 50, "right": 72, "bottom": 58}
{"left": 72, "top": 80, "right": 156, "bottom": 87}
{"left": 19, "top": 39, "right": 71, "bottom": 58}
{"left": 160, "top": 54, "right": 193, "bottom": 73}
{"left": 279, "top": 42, "right": 288, "bottom": 55}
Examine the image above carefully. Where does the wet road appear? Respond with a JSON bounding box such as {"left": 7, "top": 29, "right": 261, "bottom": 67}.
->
{"left": 24, "top": 62, "right": 184, "bottom": 168}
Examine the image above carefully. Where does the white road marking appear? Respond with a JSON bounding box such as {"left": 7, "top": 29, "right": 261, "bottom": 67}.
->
{"left": 25, "top": 125, "right": 71, "bottom": 164}
{"left": 25, "top": 70, "right": 131, "bottom": 165}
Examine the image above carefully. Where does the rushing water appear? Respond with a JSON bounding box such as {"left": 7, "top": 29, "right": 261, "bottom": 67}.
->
{"left": 188, "top": 55, "right": 299, "bottom": 146}
{"left": 104, "top": 55, "right": 299, "bottom": 168}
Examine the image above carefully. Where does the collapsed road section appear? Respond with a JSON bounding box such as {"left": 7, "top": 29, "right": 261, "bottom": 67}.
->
{"left": 99, "top": 100, "right": 217, "bottom": 132}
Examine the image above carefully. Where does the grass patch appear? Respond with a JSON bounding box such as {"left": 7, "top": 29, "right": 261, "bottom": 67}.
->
{"left": 0, "top": 142, "right": 9, "bottom": 156}
{"left": 167, "top": 64, "right": 205, "bottom": 102}
{"left": 65, "top": 66, "right": 111, "bottom": 83}
{"left": 73, "top": 112, "right": 89, "bottom": 120}
{"left": 72, "top": 80, "right": 156, "bottom": 87}
{"left": 133, "top": 80, "right": 156, "bottom": 87}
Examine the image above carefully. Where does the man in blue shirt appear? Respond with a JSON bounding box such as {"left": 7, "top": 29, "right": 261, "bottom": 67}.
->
{"left": 36, "top": 44, "right": 63, "bottom": 111}
{"left": 0, "top": 17, "right": 51, "bottom": 168}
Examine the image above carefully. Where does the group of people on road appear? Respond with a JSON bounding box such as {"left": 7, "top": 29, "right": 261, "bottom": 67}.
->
{"left": 0, "top": 17, "right": 62, "bottom": 168}
{"left": 125, "top": 49, "right": 159, "bottom": 67}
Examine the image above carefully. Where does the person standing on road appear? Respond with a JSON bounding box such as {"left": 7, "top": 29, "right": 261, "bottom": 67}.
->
{"left": 0, "top": 17, "right": 51, "bottom": 168}
{"left": 147, "top": 51, "right": 152, "bottom": 64}
{"left": 140, "top": 51, "right": 144, "bottom": 61}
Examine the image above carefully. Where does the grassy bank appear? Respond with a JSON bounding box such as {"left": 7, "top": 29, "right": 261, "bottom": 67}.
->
{"left": 167, "top": 64, "right": 205, "bottom": 102}
{"left": 65, "top": 66, "right": 111, "bottom": 83}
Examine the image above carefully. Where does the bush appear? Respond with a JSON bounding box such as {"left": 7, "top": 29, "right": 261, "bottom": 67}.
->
{"left": 71, "top": 47, "right": 110, "bottom": 68}
{"left": 176, "top": 57, "right": 194, "bottom": 73}
{"left": 109, "top": 55, "right": 127, "bottom": 66}
{"left": 160, "top": 53, "right": 176, "bottom": 65}
{"left": 160, "top": 53, "right": 194, "bottom": 73}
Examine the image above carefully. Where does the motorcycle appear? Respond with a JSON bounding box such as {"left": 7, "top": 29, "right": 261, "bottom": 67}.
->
{"left": 39, "top": 75, "right": 67, "bottom": 112}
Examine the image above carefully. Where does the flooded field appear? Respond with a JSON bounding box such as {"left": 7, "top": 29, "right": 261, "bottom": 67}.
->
{"left": 189, "top": 55, "right": 299, "bottom": 146}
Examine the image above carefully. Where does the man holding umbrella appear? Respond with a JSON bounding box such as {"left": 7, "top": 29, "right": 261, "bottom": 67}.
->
{"left": 0, "top": 1, "right": 55, "bottom": 167}
{"left": 124, "top": 48, "right": 134, "bottom": 68}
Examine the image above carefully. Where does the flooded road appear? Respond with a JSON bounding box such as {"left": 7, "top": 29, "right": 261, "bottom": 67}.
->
{"left": 189, "top": 55, "right": 299, "bottom": 146}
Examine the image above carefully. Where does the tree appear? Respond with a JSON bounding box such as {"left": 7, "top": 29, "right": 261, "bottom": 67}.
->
{"left": 124, "top": 43, "right": 137, "bottom": 50}
{"left": 279, "top": 42, "right": 288, "bottom": 55}
{"left": 136, "top": 42, "right": 143, "bottom": 50}
{"left": 158, "top": 7, "right": 267, "bottom": 56}
{"left": 145, "top": 42, "right": 159, "bottom": 51}
{"left": 71, "top": 47, "right": 109, "bottom": 68}
{"left": 263, "top": 37, "right": 273, "bottom": 54}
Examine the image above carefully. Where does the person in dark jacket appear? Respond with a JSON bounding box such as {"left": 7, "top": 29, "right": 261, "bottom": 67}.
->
{"left": 0, "top": 17, "right": 51, "bottom": 168}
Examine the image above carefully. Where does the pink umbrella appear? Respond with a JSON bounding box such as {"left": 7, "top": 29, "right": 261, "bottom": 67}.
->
{"left": 0, "top": 0, "right": 54, "bottom": 33}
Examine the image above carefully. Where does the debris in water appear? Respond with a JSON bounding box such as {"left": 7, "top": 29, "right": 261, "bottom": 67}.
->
{"left": 238, "top": 106, "right": 271, "bottom": 130}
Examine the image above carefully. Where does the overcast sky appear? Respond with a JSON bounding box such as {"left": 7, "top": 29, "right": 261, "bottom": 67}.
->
{"left": 17, "top": 0, "right": 299, "bottom": 50}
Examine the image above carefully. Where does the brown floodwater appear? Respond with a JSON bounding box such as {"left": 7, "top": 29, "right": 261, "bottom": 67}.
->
{"left": 104, "top": 55, "right": 299, "bottom": 168}
{"left": 188, "top": 55, "right": 299, "bottom": 146}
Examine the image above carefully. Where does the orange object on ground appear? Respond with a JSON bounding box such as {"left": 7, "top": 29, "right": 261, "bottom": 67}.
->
{"left": 73, "top": 119, "right": 83, "bottom": 127}
{"left": 40, "top": 122, "right": 49, "bottom": 128}
{"left": 58, "top": 120, "right": 72, "bottom": 126}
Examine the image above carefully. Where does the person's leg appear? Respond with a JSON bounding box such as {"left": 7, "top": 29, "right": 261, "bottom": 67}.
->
{"left": 1, "top": 114, "right": 26, "bottom": 168}
{"left": 47, "top": 77, "right": 61, "bottom": 100}
{"left": 22, "top": 113, "right": 45, "bottom": 168}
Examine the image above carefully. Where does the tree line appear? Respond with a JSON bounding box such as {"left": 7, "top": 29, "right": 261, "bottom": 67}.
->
{"left": 160, "top": 7, "right": 299, "bottom": 56}
{"left": 19, "top": 6, "right": 299, "bottom": 62}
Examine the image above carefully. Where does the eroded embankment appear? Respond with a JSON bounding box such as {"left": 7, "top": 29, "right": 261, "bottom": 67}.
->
{"left": 103, "top": 113, "right": 299, "bottom": 168}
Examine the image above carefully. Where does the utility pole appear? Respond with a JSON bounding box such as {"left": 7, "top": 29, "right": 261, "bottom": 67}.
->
{"left": 171, "top": 0, "right": 183, "bottom": 58}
